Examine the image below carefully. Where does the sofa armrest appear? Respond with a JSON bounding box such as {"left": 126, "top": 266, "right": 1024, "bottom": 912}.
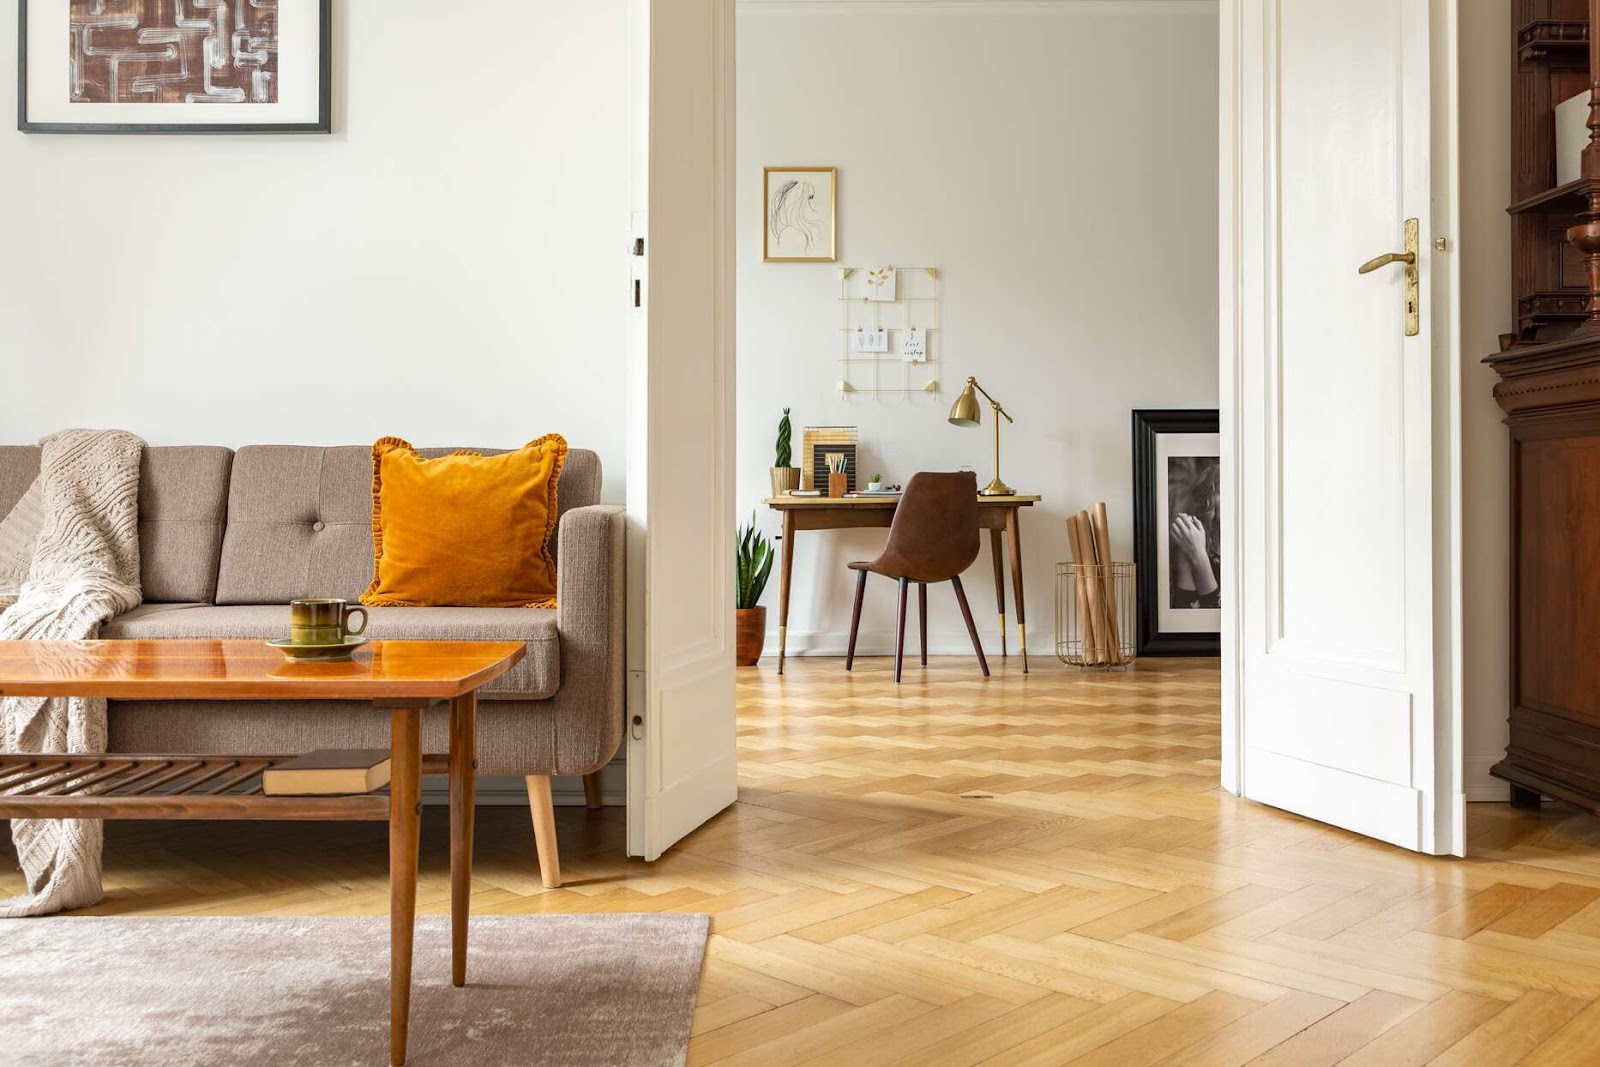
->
{"left": 548, "top": 504, "right": 627, "bottom": 774}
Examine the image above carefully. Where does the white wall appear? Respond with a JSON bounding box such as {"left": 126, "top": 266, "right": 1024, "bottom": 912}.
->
{"left": 1459, "top": 0, "right": 1512, "bottom": 800}
{"left": 737, "top": 2, "right": 1219, "bottom": 657}
{"left": 0, "top": 2, "right": 630, "bottom": 501}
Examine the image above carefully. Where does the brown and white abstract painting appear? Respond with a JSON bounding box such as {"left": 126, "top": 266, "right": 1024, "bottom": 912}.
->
{"left": 70, "top": 0, "right": 280, "bottom": 105}
{"left": 19, "top": 0, "right": 328, "bottom": 133}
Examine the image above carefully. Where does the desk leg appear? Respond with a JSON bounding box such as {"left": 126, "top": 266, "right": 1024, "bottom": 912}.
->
{"left": 989, "top": 529, "right": 1008, "bottom": 658}
{"left": 389, "top": 707, "right": 423, "bottom": 1066}
{"left": 777, "top": 510, "right": 795, "bottom": 676}
{"left": 1005, "top": 508, "right": 1028, "bottom": 673}
{"left": 449, "top": 691, "right": 477, "bottom": 988}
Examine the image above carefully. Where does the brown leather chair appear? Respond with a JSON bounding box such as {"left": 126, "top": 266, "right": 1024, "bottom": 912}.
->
{"left": 845, "top": 471, "right": 990, "bottom": 682}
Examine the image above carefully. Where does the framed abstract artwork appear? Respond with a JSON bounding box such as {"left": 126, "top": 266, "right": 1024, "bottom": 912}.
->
{"left": 1132, "top": 409, "right": 1221, "bottom": 657}
{"left": 18, "top": 0, "right": 332, "bottom": 134}
{"left": 763, "top": 167, "right": 836, "bottom": 262}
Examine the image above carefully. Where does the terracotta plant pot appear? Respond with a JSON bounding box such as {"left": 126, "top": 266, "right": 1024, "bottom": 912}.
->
{"left": 735, "top": 606, "right": 767, "bottom": 666}
{"left": 769, "top": 467, "right": 800, "bottom": 496}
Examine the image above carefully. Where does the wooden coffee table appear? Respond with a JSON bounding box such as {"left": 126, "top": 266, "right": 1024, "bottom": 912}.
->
{"left": 0, "top": 638, "right": 526, "bottom": 1066}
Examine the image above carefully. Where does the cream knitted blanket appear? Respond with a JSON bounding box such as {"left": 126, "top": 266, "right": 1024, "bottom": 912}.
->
{"left": 0, "top": 429, "right": 144, "bottom": 917}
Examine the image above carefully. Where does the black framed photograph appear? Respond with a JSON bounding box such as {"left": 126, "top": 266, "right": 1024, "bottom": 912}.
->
{"left": 1133, "top": 409, "right": 1221, "bottom": 656}
{"left": 18, "top": 0, "right": 331, "bottom": 134}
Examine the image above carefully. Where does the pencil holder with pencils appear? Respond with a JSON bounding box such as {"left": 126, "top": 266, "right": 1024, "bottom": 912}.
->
{"left": 824, "top": 452, "right": 850, "bottom": 497}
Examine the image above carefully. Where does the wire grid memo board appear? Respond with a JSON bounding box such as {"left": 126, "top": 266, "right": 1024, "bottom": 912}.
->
{"left": 837, "top": 265, "right": 941, "bottom": 397}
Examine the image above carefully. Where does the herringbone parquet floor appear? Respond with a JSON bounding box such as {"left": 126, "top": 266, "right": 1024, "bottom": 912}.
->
{"left": 5, "top": 656, "right": 1600, "bottom": 1064}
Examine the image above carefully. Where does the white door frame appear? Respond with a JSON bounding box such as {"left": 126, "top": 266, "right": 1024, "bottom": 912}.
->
{"left": 1218, "top": 0, "right": 1465, "bottom": 853}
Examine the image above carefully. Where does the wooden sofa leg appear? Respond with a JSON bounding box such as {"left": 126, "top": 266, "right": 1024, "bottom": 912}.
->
{"left": 582, "top": 771, "right": 604, "bottom": 810}
{"left": 525, "top": 775, "right": 562, "bottom": 889}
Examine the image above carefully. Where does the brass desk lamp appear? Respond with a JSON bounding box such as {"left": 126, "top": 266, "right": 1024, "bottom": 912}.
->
{"left": 947, "top": 376, "right": 1016, "bottom": 496}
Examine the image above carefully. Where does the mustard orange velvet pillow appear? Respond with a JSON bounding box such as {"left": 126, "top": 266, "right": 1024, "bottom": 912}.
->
{"left": 360, "top": 435, "right": 567, "bottom": 608}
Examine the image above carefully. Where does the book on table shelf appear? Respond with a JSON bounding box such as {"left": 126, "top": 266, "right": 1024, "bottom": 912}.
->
{"left": 262, "top": 750, "right": 392, "bottom": 796}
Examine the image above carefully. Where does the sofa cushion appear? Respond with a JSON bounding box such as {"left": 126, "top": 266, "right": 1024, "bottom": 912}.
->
{"left": 101, "top": 604, "right": 559, "bottom": 700}
{"left": 0, "top": 444, "right": 232, "bottom": 603}
{"left": 0, "top": 446, "right": 38, "bottom": 519}
{"left": 214, "top": 445, "right": 602, "bottom": 605}
{"left": 139, "top": 446, "right": 234, "bottom": 603}
{"left": 363, "top": 436, "right": 566, "bottom": 608}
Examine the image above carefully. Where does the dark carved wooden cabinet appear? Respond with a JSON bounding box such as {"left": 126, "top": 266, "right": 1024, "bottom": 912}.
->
{"left": 1488, "top": 1, "right": 1600, "bottom": 814}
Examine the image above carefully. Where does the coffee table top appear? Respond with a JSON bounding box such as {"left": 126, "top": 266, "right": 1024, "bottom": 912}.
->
{"left": 0, "top": 640, "right": 526, "bottom": 700}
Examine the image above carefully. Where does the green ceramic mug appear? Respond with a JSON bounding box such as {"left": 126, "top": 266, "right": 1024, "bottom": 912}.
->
{"left": 289, "top": 598, "right": 369, "bottom": 646}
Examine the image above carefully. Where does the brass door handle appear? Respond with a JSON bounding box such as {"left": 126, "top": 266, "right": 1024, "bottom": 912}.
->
{"left": 1356, "top": 218, "right": 1421, "bottom": 336}
{"left": 1357, "top": 250, "right": 1416, "bottom": 273}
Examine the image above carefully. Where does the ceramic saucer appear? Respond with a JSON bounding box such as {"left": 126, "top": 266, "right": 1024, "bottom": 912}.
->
{"left": 265, "top": 637, "right": 370, "bottom": 662}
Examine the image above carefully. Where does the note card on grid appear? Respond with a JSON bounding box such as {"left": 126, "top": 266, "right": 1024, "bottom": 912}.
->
{"left": 900, "top": 327, "right": 927, "bottom": 363}
{"left": 853, "top": 328, "right": 889, "bottom": 353}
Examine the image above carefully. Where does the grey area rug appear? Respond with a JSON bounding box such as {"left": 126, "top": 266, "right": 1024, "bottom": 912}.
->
{"left": 0, "top": 914, "right": 710, "bottom": 1066}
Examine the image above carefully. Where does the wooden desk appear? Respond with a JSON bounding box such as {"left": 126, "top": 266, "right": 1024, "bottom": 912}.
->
{"left": 763, "top": 495, "right": 1041, "bottom": 674}
{"left": 0, "top": 638, "right": 526, "bottom": 1067}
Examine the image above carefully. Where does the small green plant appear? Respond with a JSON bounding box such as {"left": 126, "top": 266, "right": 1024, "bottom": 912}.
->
{"left": 736, "top": 515, "right": 775, "bottom": 609}
{"left": 870, "top": 472, "right": 882, "bottom": 483}
{"left": 775, "top": 408, "right": 792, "bottom": 468}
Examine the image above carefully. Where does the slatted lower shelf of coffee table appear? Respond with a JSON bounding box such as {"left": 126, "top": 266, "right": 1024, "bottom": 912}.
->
{"left": 0, "top": 753, "right": 413, "bottom": 821}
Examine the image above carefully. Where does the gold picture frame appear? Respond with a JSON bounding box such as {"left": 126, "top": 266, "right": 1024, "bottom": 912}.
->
{"left": 763, "top": 166, "right": 837, "bottom": 262}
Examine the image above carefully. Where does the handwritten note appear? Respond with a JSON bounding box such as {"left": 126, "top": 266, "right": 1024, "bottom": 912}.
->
{"left": 900, "top": 327, "right": 927, "bottom": 363}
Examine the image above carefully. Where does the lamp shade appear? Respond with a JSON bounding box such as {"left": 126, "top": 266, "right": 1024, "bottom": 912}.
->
{"left": 948, "top": 382, "right": 981, "bottom": 426}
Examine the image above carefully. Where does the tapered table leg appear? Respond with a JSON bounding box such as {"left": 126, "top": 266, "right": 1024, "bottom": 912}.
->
{"left": 1006, "top": 507, "right": 1028, "bottom": 673}
{"left": 778, "top": 510, "right": 795, "bottom": 675}
{"left": 389, "top": 707, "right": 423, "bottom": 1066}
{"left": 449, "top": 691, "right": 477, "bottom": 988}
{"left": 989, "top": 528, "right": 1007, "bottom": 658}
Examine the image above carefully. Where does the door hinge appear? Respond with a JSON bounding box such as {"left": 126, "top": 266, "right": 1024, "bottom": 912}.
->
{"left": 631, "top": 237, "right": 645, "bottom": 256}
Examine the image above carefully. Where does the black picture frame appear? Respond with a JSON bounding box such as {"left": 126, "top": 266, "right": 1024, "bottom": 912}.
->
{"left": 1133, "top": 409, "right": 1221, "bottom": 657}
{"left": 18, "top": 0, "right": 332, "bottom": 134}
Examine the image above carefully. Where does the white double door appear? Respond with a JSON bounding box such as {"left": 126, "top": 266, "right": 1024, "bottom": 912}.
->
{"left": 1222, "top": 0, "right": 1464, "bottom": 855}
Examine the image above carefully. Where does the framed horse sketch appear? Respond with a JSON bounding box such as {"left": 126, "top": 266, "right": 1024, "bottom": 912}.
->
{"left": 763, "top": 167, "right": 836, "bottom": 262}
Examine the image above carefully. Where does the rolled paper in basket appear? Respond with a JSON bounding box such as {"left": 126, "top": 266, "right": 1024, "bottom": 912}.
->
{"left": 1089, "top": 502, "right": 1124, "bottom": 665}
{"left": 1066, "top": 514, "right": 1102, "bottom": 665}
{"left": 1075, "top": 510, "right": 1112, "bottom": 664}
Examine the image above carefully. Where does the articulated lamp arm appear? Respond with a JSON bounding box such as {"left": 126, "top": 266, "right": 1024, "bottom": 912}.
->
{"left": 967, "top": 376, "right": 1014, "bottom": 423}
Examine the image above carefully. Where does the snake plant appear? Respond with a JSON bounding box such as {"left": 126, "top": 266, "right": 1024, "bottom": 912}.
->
{"left": 775, "top": 408, "right": 792, "bottom": 468}
{"left": 736, "top": 515, "right": 775, "bottom": 610}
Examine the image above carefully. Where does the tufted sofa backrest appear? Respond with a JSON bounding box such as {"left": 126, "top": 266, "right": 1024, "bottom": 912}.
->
{"left": 213, "top": 445, "right": 600, "bottom": 605}
{"left": 0, "top": 444, "right": 233, "bottom": 602}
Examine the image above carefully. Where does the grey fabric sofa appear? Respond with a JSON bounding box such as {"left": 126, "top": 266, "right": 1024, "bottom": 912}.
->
{"left": 0, "top": 443, "right": 625, "bottom": 889}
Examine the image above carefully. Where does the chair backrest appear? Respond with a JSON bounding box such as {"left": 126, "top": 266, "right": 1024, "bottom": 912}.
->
{"left": 881, "top": 471, "right": 980, "bottom": 582}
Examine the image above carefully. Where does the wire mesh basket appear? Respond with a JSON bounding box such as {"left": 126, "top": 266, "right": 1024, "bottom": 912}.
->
{"left": 1055, "top": 562, "right": 1137, "bottom": 669}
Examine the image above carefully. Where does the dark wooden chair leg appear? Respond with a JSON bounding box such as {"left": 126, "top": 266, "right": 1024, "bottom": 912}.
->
{"left": 952, "top": 576, "right": 990, "bottom": 678}
{"left": 894, "top": 577, "right": 910, "bottom": 683}
{"left": 918, "top": 582, "right": 928, "bottom": 666}
{"left": 846, "top": 570, "right": 867, "bottom": 671}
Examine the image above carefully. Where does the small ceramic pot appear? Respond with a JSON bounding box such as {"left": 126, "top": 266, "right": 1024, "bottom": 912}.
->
{"left": 867, "top": 481, "right": 883, "bottom": 492}
{"left": 735, "top": 606, "right": 767, "bottom": 666}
